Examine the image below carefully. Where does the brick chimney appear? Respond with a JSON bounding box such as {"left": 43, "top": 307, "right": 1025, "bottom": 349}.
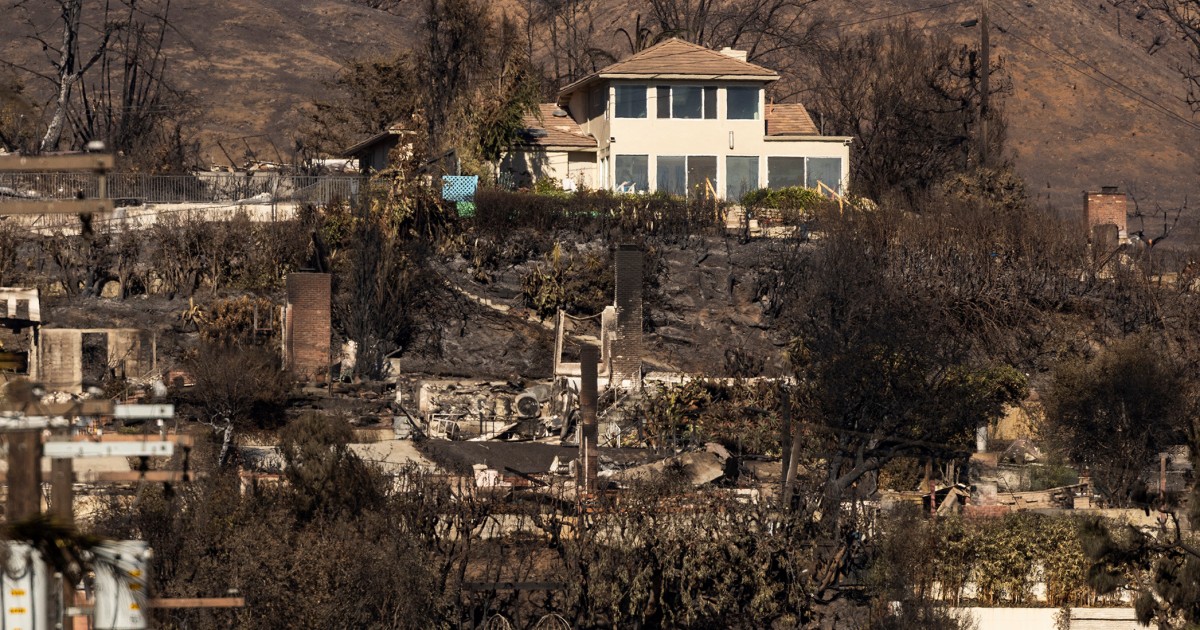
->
{"left": 285, "top": 272, "right": 332, "bottom": 381}
{"left": 1083, "top": 186, "right": 1128, "bottom": 241}
{"left": 611, "top": 245, "right": 643, "bottom": 390}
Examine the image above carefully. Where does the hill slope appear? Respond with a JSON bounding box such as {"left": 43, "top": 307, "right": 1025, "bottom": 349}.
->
{"left": 2, "top": 0, "right": 1198, "bottom": 233}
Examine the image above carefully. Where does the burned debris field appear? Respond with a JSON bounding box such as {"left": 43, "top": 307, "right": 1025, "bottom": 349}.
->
{"left": 3, "top": 0, "right": 1200, "bottom": 629}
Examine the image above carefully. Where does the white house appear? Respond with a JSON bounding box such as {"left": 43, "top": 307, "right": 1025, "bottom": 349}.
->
{"left": 502, "top": 38, "right": 852, "bottom": 199}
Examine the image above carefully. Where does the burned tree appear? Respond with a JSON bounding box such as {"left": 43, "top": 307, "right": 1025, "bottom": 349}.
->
{"left": 1042, "top": 335, "right": 1188, "bottom": 507}
{"left": 300, "top": 53, "right": 420, "bottom": 163}
{"left": 9, "top": 0, "right": 118, "bottom": 152}
{"left": 807, "top": 22, "right": 1009, "bottom": 205}
{"left": 1148, "top": 0, "right": 1200, "bottom": 111}
{"left": 6, "top": 0, "right": 196, "bottom": 170}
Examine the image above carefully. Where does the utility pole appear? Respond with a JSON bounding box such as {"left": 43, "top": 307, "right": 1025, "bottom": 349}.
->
{"left": 979, "top": 0, "right": 991, "bottom": 168}
{"left": 51, "top": 457, "right": 74, "bottom": 628}
{"left": 6, "top": 431, "right": 42, "bottom": 520}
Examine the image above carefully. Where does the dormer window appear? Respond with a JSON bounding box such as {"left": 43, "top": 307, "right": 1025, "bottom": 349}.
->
{"left": 615, "top": 85, "right": 647, "bottom": 118}
{"left": 727, "top": 87, "right": 760, "bottom": 120}
{"left": 656, "top": 86, "right": 717, "bottom": 119}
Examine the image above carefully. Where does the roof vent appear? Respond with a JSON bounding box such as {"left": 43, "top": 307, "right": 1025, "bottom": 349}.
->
{"left": 1100, "top": 186, "right": 1119, "bottom": 194}
{"left": 719, "top": 47, "right": 748, "bottom": 62}
{"left": 552, "top": 107, "right": 569, "bottom": 118}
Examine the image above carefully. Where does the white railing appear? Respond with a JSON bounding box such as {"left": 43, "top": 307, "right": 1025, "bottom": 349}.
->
{"left": 0, "top": 172, "right": 364, "bottom": 206}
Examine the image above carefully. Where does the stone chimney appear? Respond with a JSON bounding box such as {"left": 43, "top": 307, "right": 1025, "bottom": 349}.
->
{"left": 611, "top": 245, "right": 643, "bottom": 390}
{"left": 1083, "top": 186, "right": 1128, "bottom": 241}
{"left": 719, "top": 47, "right": 748, "bottom": 62}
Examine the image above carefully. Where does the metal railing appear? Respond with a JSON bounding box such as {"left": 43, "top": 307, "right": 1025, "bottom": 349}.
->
{"left": 0, "top": 172, "right": 364, "bottom": 206}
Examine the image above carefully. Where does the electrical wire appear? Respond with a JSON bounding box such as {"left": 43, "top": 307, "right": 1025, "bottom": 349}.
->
{"left": 816, "top": 0, "right": 972, "bottom": 33}
{"left": 992, "top": 2, "right": 1200, "bottom": 135}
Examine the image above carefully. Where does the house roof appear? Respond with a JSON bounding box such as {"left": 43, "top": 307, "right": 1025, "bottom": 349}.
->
{"left": 559, "top": 38, "right": 778, "bottom": 97}
{"left": 342, "top": 122, "right": 414, "bottom": 157}
{"left": 517, "top": 103, "right": 597, "bottom": 150}
{"left": 765, "top": 103, "right": 820, "bottom": 136}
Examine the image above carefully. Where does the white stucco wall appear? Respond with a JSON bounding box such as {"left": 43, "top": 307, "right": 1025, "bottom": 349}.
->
{"left": 955, "top": 607, "right": 1140, "bottom": 630}
{"left": 589, "top": 80, "right": 851, "bottom": 198}
{"left": 501, "top": 149, "right": 597, "bottom": 189}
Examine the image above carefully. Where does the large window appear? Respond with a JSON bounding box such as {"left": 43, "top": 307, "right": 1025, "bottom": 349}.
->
{"left": 767, "top": 157, "right": 806, "bottom": 189}
{"left": 766, "top": 157, "right": 844, "bottom": 193}
{"left": 655, "top": 86, "right": 717, "bottom": 119}
{"left": 726, "top": 156, "right": 759, "bottom": 200}
{"left": 656, "top": 156, "right": 716, "bottom": 196}
{"left": 615, "top": 155, "right": 649, "bottom": 192}
{"left": 657, "top": 156, "right": 687, "bottom": 196}
{"left": 615, "top": 85, "right": 647, "bottom": 118}
{"left": 727, "top": 87, "right": 760, "bottom": 120}
{"left": 687, "top": 156, "right": 717, "bottom": 196}
{"left": 806, "top": 158, "right": 842, "bottom": 192}
{"left": 590, "top": 88, "right": 607, "bottom": 119}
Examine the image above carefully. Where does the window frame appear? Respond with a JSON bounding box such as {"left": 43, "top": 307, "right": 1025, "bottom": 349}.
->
{"left": 614, "top": 154, "right": 650, "bottom": 193}
{"left": 725, "top": 155, "right": 760, "bottom": 200}
{"left": 614, "top": 85, "right": 648, "bottom": 119}
{"left": 765, "top": 156, "right": 845, "bottom": 193}
{"left": 654, "top": 85, "right": 717, "bottom": 120}
{"left": 726, "top": 86, "right": 760, "bottom": 120}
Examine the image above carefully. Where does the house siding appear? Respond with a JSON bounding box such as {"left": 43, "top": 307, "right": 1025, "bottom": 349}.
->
{"left": 594, "top": 79, "right": 849, "bottom": 197}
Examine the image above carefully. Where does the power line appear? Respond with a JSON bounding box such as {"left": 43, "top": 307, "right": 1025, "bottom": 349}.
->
{"left": 992, "top": 2, "right": 1200, "bottom": 135}
{"left": 816, "top": 0, "right": 974, "bottom": 32}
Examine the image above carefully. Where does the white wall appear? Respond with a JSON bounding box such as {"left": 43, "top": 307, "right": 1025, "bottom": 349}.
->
{"left": 591, "top": 80, "right": 851, "bottom": 197}
{"left": 501, "top": 149, "right": 599, "bottom": 190}
{"left": 956, "top": 607, "right": 1140, "bottom": 630}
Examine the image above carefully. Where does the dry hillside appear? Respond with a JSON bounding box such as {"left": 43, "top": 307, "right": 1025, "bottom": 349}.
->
{"left": 818, "top": 0, "right": 1200, "bottom": 239}
{"left": 2, "top": 0, "right": 1199, "bottom": 234}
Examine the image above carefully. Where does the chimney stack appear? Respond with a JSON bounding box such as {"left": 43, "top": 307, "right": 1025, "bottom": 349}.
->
{"left": 719, "top": 47, "right": 748, "bottom": 62}
{"left": 579, "top": 345, "right": 599, "bottom": 496}
{"left": 612, "top": 245, "right": 643, "bottom": 390}
{"left": 1083, "top": 187, "right": 1128, "bottom": 241}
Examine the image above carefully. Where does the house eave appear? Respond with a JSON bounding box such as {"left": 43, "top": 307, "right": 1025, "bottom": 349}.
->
{"left": 559, "top": 72, "right": 778, "bottom": 101}
{"left": 763, "top": 135, "right": 854, "bottom": 144}
{"left": 513, "top": 144, "right": 598, "bottom": 152}
{"left": 342, "top": 130, "right": 410, "bottom": 158}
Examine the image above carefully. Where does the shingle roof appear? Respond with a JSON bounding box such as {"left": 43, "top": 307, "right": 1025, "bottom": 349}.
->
{"left": 765, "top": 103, "right": 820, "bottom": 136}
{"left": 559, "top": 38, "right": 778, "bottom": 97}
{"left": 600, "top": 38, "right": 777, "bottom": 78}
{"left": 517, "top": 103, "right": 597, "bottom": 149}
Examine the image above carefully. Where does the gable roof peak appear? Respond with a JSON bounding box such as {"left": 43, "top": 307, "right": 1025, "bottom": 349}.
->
{"left": 601, "top": 38, "right": 777, "bottom": 78}
{"left": 559, "top": 38, "right": 777, "bottom": 98}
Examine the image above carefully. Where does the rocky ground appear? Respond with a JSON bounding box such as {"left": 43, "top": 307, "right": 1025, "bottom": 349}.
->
{"left": 424, "top": 234, "right": 800, "bottom": 379}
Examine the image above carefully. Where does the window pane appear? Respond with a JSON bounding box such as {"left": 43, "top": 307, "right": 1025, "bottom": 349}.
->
{"left": 657, "top": 156, "right": 686, "bottom": 196}
{"left": 806, "top": 158, "right": 842, "bottom": 192}
{"left": 726, "top": 156, "right": 759, "bottom": 200}
{"left": 703, "top": 87, "right": 717, "bottom": 119}
{"left": 615, "top": 85, "right": 647, "bottom": 118}
{"left": 615, "top": 155, "right": 649, "bottom": 192}
{"left": 727, "top": 87, "right": 759, "bottom": 120}
{"left": 590, "top": 88, "right": 606, "bottom": 119}
{"left": 672, "top": 86, "right": 703, "bottom": 119}
{"left": 656, "top": 86, "right": 671, "bottom": 119}
{"left": 687, "top": 156, "right": 717, "bottom": 197}
{"left": 767, "top": 157, "right": 805, "bottom": 189}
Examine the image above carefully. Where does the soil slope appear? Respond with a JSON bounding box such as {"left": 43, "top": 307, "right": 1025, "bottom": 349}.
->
{"left": 2, "top": 0, "right": 1198, "bottom": 233}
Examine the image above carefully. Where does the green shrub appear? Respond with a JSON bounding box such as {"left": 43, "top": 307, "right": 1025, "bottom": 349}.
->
{"left": 472, "top": 187, "right": 721, "bottom": 240}
{"left": 740, "top": 186, "right": 824, "bottom": 211}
